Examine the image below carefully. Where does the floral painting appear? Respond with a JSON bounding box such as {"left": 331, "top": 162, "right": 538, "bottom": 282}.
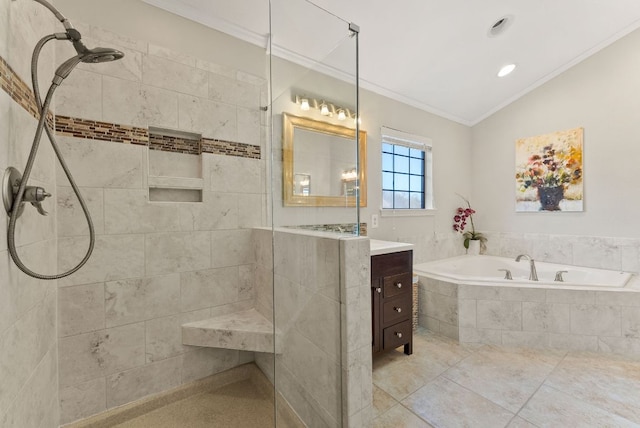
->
{"left": 515, "top": 127, "right": 583, "bottom": 212}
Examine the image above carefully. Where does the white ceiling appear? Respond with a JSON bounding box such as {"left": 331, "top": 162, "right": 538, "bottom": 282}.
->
{"left": 143, "top": 0, "right": 640, "bottom": 125}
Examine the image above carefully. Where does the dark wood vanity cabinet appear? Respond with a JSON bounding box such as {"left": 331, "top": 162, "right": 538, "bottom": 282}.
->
{"left": 371, "top": 250, "right": 413, "bottom": 355}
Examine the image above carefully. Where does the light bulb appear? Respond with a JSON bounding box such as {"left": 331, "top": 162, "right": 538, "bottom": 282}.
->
{"left": 497, "top": 63, "right": 516, "bottom": 77}
{"left": 300, "top": 98, "right": 310, "bottom": 111}
{"left": 320, "top": 103, "right": 329, "bottom": 116}
{"left": 337, "top": 109, "right": 346, "bottom": 120}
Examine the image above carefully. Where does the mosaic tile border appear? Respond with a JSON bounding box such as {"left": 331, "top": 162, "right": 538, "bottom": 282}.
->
{"left": 56, "top": 116, "right": 149, "bottom": 145}
{"left": 1, "top": 56, "right": 54, "bottom": 125}
{"left": 202, "top": 138, "right": 261, "bottom": 159}
{"left": 149, "top": 133, "right": 199, "bottom": 155}
{"left": 0, "top": 54, "right": 261, "bottom": 160}
{"left": 287, "top": 223, "right": 368, "bottom": 236}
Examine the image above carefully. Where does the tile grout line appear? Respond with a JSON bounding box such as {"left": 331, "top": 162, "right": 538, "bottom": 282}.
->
{"left": 507, "top": 349, "right": 570, "bottom": 427}
{"left": 399, "top": 339, "right": 504, "bottom": 427}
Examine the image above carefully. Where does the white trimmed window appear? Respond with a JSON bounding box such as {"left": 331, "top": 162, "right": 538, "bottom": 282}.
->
{"left": 381, "top": 127, "right": 433, "bottom": 210}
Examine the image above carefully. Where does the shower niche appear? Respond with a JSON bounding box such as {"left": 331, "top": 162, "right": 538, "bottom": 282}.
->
{"left": 147, "top": 127, "right": 204, "bottom": 203}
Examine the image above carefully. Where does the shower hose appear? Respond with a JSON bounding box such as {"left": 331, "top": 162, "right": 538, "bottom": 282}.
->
{"left": 7, "top": 33, "right": 95, "bottom": 280}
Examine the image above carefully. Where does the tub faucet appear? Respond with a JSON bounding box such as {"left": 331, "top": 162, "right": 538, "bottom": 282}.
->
{"left": 515, "top": 254, "right": 538, "bottom": 281}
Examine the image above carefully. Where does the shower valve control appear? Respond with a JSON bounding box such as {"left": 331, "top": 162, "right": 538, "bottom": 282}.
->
{"left": 22, "top": 185, "right": 51, "bottom": 216}
{"left": 22, "top": 186, "right": 51, "bottom": 215}
{"left": 3, "top": 167, "right": 51, "bottom": 218}
{"left": 24, "top": 186, "right": 51, "bottom": 203}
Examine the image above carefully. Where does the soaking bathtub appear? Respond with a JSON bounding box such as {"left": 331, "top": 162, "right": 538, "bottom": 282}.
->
{"left": 412, "top": 255, "right": 640, "bottom": 357}
{"left": 413, "top": 255, "right": 633, "bottom": 289}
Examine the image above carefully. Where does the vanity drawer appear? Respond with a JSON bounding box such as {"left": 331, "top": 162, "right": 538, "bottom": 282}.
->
{"left": 383, "top": 319, "right": 411, "bottom": 350}
{"left": 382, "top": 294, "right": 412, "bottom": 325}
{"left": 383, "top": 272, "right": 412, "bottom": 299}
{"left": 371, "top": 250, "right": 412, "bottom": 278}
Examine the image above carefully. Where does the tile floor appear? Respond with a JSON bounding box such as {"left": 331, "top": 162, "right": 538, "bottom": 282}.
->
{"left": 372, "top": 328, "right": 640, "bottom": 427}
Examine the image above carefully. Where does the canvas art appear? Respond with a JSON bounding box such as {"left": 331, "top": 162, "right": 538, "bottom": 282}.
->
{"left": 515, "top": 127, "right": 583, "bottom": 212}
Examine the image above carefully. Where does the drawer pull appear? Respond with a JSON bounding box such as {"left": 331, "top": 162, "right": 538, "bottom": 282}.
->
{"left": 394, "top": 307, "right": 402, "bottom": 313}
{"left": 376, "top": 287, "right": 382, "bottom": 293}
{"left": 395, "top": 332, "right": 403, "bottom": 338}
{"left": 396, "top": 282, "right": 402, "bottom": 289}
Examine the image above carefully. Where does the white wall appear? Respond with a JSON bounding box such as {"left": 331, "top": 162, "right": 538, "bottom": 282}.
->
{"left": 270, "top": 56, "right": 473, "bottom": 263}
{"left": 472, "top": 27, "right": 640, "bottom": 239}
{"left": 361, "top": 90, "right": 472, "bottom": 262}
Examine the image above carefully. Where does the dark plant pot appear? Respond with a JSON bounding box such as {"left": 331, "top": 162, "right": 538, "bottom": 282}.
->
{"left": 538, "top": 186, "right": 564, "bottom": 211}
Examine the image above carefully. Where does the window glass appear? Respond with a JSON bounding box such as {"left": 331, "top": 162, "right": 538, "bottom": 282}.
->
{"left": 381, "top": 141, "right": 429, "bottom": 209}
{"left": 394, "top": 155, "right": 409, "bottom": 174}
{"left": 394, "top": 145, "right": 410, "bottom": 156}
{"left": 394, "top": 192, "right": 409, "bottom": 209}
{"left": 394, "top": 173, "right": 409, "bottom": 191}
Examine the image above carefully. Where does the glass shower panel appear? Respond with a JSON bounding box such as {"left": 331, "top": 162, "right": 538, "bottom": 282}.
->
{"left": 266, "top": 0, "right": 360, "bottom": 426}
{"left": 269, "top": 0, "right": 360, "bottom": 232}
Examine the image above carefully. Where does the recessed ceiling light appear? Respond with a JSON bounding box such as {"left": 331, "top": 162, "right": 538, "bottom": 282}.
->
{"left": 498, "top": 63, "right": 516, "bottom": 77}
{"left": 488, "top": 15, "right": 514, "bottom": 37}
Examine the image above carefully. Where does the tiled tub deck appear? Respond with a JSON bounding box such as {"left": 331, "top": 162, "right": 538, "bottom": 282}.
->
{"left": 417, "top": 275, "right": 640, "bottom": 357}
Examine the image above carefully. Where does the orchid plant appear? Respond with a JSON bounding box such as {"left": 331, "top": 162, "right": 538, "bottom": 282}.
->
{"left": 453, "top": 195, "right": 487, "bottom": 251}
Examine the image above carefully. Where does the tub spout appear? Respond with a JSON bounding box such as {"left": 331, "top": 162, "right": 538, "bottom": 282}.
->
{"left": 515, "top": 254, "right": 538, "bottom": 281}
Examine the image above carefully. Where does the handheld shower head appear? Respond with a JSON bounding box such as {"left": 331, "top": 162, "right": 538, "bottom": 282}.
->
{"left": 72, "top": 40, "right": 124, "bottom": 63}
{"left": 80, "top": 47, "right": 125, "bottom": 63}
{"left": 55, "top": 43, "right": 124, "bottom": 82}
{"left": 31, "top": 0, "right": 124, "bottom": 83}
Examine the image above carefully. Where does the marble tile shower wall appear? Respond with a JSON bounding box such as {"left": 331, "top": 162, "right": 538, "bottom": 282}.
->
{"left": 53, "top": 23, "right": 267, "bottom": 424}
{"left": 0, "top": 0, "right": 59, "bottom": 427}
{"left": 274, "top": 231, "right": 344, "bottom": 427}
{"left": 253, "top": 230, "right": 372, "bottom": 428}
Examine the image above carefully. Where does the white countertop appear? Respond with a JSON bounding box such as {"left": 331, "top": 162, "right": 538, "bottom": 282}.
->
{"left": 370, "top": 239, "right": 414, "bottom": 256}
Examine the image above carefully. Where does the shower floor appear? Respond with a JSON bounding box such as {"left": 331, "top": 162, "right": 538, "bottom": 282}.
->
{"left": 67, "top": 364, "right": 280, "bottom": 428}
{"left": 113, "top": 379, "right": 274, "bottom": 428}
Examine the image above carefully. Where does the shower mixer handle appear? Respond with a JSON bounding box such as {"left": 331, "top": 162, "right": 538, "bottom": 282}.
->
{"left": 31, "top": 201, "right": 48, "bottom": 216}
{"left": 24, "top": 186, "right": 51, "bottom": 216}
{"left": 23, "top": 186, "right": 51, "bottom": 203}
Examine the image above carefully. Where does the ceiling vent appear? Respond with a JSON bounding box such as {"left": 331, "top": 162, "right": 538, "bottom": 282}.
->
{"left": 488, "top": 15, "right": 513, "bottom": 37}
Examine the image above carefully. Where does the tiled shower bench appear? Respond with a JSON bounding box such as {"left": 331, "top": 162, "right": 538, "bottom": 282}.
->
{"left": 182, "top": 308, "right": 280, "bottom": 353}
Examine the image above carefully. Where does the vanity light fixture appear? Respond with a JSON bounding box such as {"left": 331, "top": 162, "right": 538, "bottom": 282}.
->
{"left": 341, "top": 168, "right": 358, "bottom": 181}
{"left": 294, "top": 94, "right": 354, "bottom": 121}
{"left": 498, "top": 63, "right": 516, "bottom": 77}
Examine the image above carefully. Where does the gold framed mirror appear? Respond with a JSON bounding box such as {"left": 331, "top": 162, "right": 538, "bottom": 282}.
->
{"left": 283, "top": 113, "right": 367, "bottom": 207}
